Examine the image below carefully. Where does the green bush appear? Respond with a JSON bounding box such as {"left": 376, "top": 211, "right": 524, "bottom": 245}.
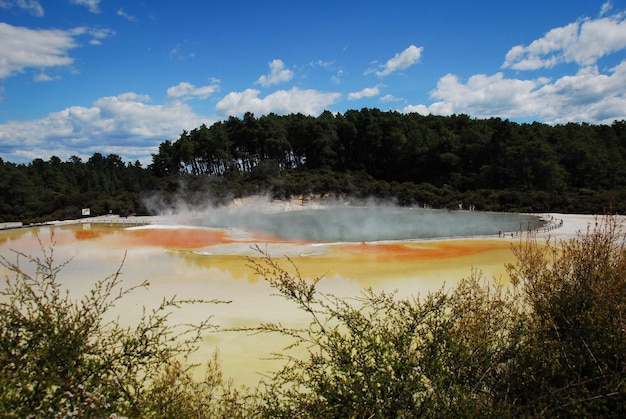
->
{"left": 0, "top": 233, "right": 235, "bottom": 418}
{"left": 246, "top": 216, "right": 626, "bottom": 417}
{"left": 505, "top": 216, "right": 626, "bottom": 416}
{"left": 245, "top": 246, "right": 521, "bottom": 417}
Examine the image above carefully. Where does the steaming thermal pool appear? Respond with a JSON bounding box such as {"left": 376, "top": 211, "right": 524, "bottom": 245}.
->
{"left": 188, "top": 206, "right": 544, "bottom": 242}
{"left": 0, "top": 206, "right": 547, "bottom": 387}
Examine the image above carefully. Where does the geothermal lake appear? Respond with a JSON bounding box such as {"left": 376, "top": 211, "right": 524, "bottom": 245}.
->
{"left": 189, "top": 205, "right": 541, "bottom": 242}
{"left": 0, "top": 205, "right": 543, "bottom": 387}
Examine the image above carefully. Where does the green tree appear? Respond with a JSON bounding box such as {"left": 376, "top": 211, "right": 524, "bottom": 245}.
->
{"left": 150, "top": 140, "right": 180, "bottom": 177}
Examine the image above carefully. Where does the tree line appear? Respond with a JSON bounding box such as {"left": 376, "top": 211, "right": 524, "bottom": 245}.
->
{"left": 2, "top": 109, "right": 626, "bottom": 222}
{"left": 0, "top": 153, "right": 153, "bottom": 223}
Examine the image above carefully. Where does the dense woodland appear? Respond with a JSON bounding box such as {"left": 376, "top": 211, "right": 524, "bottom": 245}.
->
{"left": 2, "top": 109, "right": 626, "bottom": 222}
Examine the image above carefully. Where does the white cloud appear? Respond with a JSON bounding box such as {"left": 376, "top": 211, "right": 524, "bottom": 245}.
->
{"left": 91, "top": 94, "right": 203, "bottom": 137}
{"left": 502, "top": 11, "right": 626, "bottom": 70}
{"left": 402, "top": 104, "right": 431, "bottom": 115}
{"left": 0, "top": 0, "right": 44, "bottom": 16}
{"left": 405, "top": 59, "right": 626, "bottom": 124}
{"left": 0, "top": 92, "right": 210, "bottom": 164}
{"left": 33, "top": 72, "right": 58, "bottom": 82}
{"left": 166, "top": 81, "right": 220, "bottom": 100}
{"left": 117, "top": 8, "right": 136, "bottom": 22}
{"left": 415, "top": 6, "right": 626, "bottom": 124}
{"left": 348, "top": 86, "right": 380, "bottom": 100}
{"left": 81, "top": 27, "right": 115, "bottom": 45}
{"left": 0, "top": 23, "right": 76, "bottom": 78}
{"left": 533, "top": 62, "right": 626, "bottom": 123}
{"left": 380, "top": 94, "right": 403, "bottom": 103}
{"left": 600, "top": 1, "right": 613, "bottom": 17}
{"left": 373, "top": 45, "right": 423, "bottom": 77}
{"left": 0, "top": 23, "right": 112, "bottom": 78}
{"left": 69, "top": 0, "right": 100, "bottom": 14}
{"left": 215, "top": 87, "right": 340, "bottom": 117}
{"left": 429, "top": 72, "right": 541, "bottom": 117}
{"left": 256, "top": 59, "right": 294, "bottom": 86}
{"left": 311, "top": 59, "right": 335, "bottom": 68}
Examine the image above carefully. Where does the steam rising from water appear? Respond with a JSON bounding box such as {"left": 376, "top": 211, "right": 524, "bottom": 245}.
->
{"left": 191, "top": 206, "right": 540, "bottom": 242}
{"left": 145, "top": 195, "right": 542, "bottom": 242}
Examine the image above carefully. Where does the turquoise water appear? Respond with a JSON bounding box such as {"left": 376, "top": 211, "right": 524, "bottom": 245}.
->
{"left": 193, "top": 207, "right": 543, "bottom": 242}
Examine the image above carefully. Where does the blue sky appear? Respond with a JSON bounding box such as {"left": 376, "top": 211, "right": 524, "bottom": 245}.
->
{"left": 1, "top": 0, "right": 626, "bottom": 165}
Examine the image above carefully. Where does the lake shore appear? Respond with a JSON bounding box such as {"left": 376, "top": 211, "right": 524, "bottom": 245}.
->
{"left": 49, "top": 206, "right": 602, "bottom": 244}
{"left": 531, "top": 212, "right": 605, "bottom": 241}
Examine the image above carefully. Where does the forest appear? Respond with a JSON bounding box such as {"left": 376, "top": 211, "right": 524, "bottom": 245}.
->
{"left": 2, "top": 109, "right": 626, "bottom": 222}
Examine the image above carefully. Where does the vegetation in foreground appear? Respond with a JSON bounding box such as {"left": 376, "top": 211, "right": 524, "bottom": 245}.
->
{"left": 0, "top": 235, "right": 245, "bottom": 418}
{"left": 0, "top": 216, "right": 625, "bottom": 417}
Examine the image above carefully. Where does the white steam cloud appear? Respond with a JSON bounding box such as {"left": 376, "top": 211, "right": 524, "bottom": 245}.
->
{"left": 142, "top": 192, "right": 541, "bottom": 242}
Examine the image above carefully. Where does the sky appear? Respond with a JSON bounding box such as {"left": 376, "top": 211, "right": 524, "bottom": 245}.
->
{"left": 1, "top": 0, "right": 626, "bottom": 165}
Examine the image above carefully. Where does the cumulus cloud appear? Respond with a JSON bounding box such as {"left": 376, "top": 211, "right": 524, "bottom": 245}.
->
{"left": 402, "top": 104, "right": 431, "bottom": 115}
{"left": 69, "top": 0, "right": 100, "bottom": 13}
{"left": 215, "top": 87, "right": 340, "bottom": 117}
{"left": 429, "top": 72, "right": 541, "bottom": 117}
{"left": 502, "top": 11, "right": 626, "bottom": 70}
{"left": 0, "top": 92, "right": 210, "bottom": 164}
{"left": 404, "top": 59, "right": 626, "bottom": 124}
{"left": 0, "top": 23, "right": 112, "bottom": 78}
{"left": 0, "top": 23, "right": 76, "bottom": 78}
{"left": 373, "top": 45, "right": 423, "bottom": 77}
{"left": 533, "top": 62, "right": 626, "bottom": 123}
{"left": 0, "top": 0, "right": 44, "bottom": 16}
{"left": 166, "top": 80, "right": 220, "bottom": 100}
{"left": 348, "top": 86, "right": 380, "bottom": 100}
{"left": 256, "top": 59, "right": 294, "bottom": 86}
{"left": 403, "top": 5, "right": 626, "bottom": 125}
